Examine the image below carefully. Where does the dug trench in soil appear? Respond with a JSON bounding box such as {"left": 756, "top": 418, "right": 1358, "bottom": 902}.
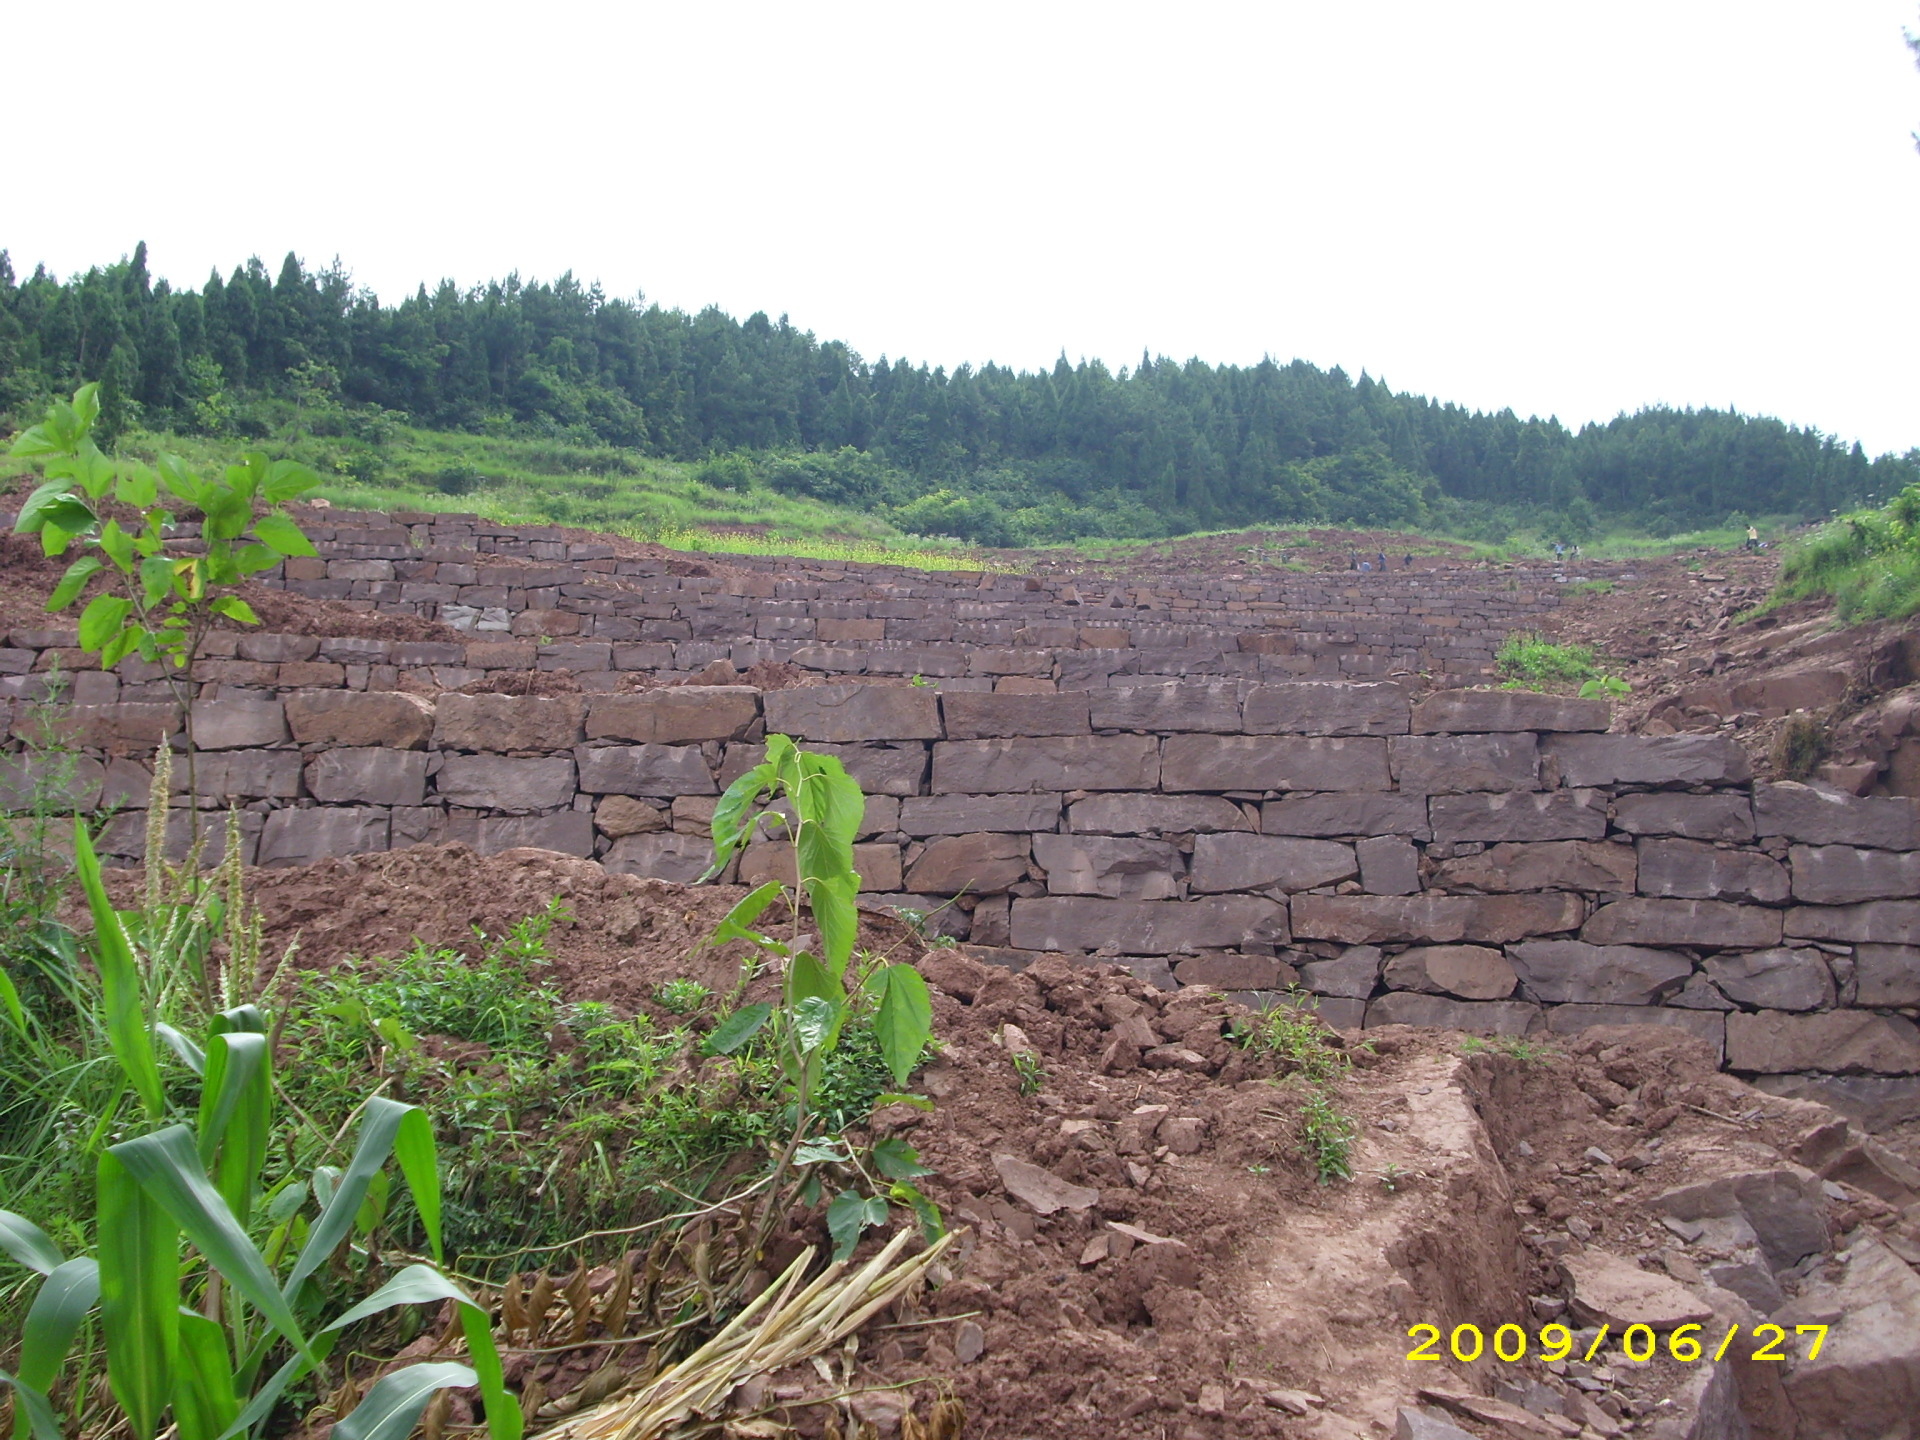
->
{"left": 131, "top": 843, "right": 1920, "bottom": 1440}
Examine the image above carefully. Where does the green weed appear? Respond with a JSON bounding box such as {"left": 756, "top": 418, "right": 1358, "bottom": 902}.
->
{"left": 1459, "top": 1034, "right": 1555, "bottom": 1063}
{"left": 1771, "top": 713, "right": 1831, "bottom": 780}
{"left": 1010, "top": 1050, "right": 1047, "bottom": 1097}
{"left": 1232, "top": 991, "right": 1350, "bottom": 1085}
{"left": 1299, "top": 1089, "right": 1357, "bottom": 1184}
{"left": 1496, "top": 633, "right": 1600, "bottom": 687}
{"left": 654, "top": 977, "right": 712, "bottom": 1015}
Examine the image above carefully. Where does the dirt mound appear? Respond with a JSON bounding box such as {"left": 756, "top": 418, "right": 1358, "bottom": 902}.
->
{"left": 168, "top": 845, "right": 1920, "bottom": 1438}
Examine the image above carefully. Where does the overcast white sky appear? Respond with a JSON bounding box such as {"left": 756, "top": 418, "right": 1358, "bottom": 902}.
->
{"left": 9, "top": 2, "right": 1919, "bottom": 454}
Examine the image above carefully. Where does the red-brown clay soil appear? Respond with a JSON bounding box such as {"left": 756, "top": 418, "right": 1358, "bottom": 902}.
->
{"left": 131, "top": 844, "right": 1919, "bottom": 1440}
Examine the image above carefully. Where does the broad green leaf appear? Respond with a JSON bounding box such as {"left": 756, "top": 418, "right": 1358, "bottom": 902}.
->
{"left": 0, "top": 967, "right": 23, "bottom": 1036}
{"left": 873, "top": 1093, "right": 933, "bottom": 1111}
{"left": 0, "top": 1213, "right": 65, "bottom": 1276}
{"left": 807, "top": 870, "right": 861, "bottom": 977}
{"left": 825, "top": 1191, "right": 887, "bottom": 1262}
{"left": 210, "top": 597, "right": 259, "bottom": 625}
{"left": 704, "top": 761, "right": 776, "bottom": 878}
{"left": 15, "top": 483, "right": 94, "bottom": 537}
{"left": 321, "top": 1263, "right": 475, "bottom": 1333}
{"left": 116, "top": 463, "right": 159, "bottom": 509}
{"left": 702, "top": 1002, "right": 772, "bottom": 1056}
{"left": 331, "top": 1363, "right": 480, "bottom": 1440}
{"left": 792, "top": 1139, "right": 848, "bottom": 1166}
{"left": 787, "top": 950, "right": 842, "bottom": 1011}
{"left": 889, "top": 1181, "right": 946, "bottom": 1244}
{"left": 196, "top": 1032, "right": 272, "bottom": 1226}
{"left": 98, "top": 519, "right": 135, "bottom": 571}
{"left": 70, "top": 383, "right": 100, "bottom": 434}
{"left": 251, "top": 513, "right": 316, "bottom": 557}
{"left": 265, "top": 1181, "right": 308, "bottom": 1226}
{"left": 868, "top": 964, "right": 933, "bottom": 1088}
{"left": 173, "top": 1310, "right": 240, "bottom": 1440}
{"left": 139, "top": 556, "right": 174, "bottom": 606}
{"left": 460, "top": 1300, "right": 521, "bottom": 1440}
{"left": 39, "top": 521, "right": 75, "bottom": 558}
{"left": 796, "top": 753, "right": 864, "bottom": 851}
{"left": 871, "top": 1136, "right": 934, "bottom": 1181}
{"left": 792, "top": 994, "right": 838, "bottom": 1056}
{"left": 100, "top": 626, "right": 146, "bottom": 669}
{"left": 199, "top": 490, "right": 251, "bottom": 542}
{"left": 77, "top": 593, "right": 133, "bottom": 653}
{"left": 708, "top": 881, "right": 783, "bottom": 947}
{"left": 75, "top": 820, "right": 166, "bottom": 1119}
{"left": 7, "top": 423, "right": 60, "bottom": 459}
{"left": 234, "top": 544, "right": 281, "bottom": 574}
{"left": 390, "top": 1108, "right": 443, "bottom": 1264}
{"left": 154, "top": 1023, "right": 207, "bottom": 1076}
{"left": 16, "top": 1257, "right": 100, "bottom": 1398}
{"left": 73, "top": 449, "right": 118, "bottom": 501}
{"left": 157, "top": 456, "right": 205, "bottom": 507}
{"left": 109, "top": 1127, "right": 315, "bottom": 1362}
{"left": 0, "top": 1369, "right": 61, "bottom": 1440}
{"left": 46, "top": 554, "right": 103, "bottom": 611}
{"left": 261, "top": 461, "right": 322, "bottom": 505}
{"left": 97, "top": 1151, "right": 178, "bottom": 1440}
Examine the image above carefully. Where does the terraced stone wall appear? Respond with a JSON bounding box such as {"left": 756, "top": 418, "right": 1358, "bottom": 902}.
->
{"left": 5, "top": 657, "right": 1918, "bottom": 1088}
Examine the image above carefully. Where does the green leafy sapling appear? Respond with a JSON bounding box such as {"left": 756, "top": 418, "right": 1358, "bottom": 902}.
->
{"left": 10, "top": 381, "right": 321, "bottom": 694}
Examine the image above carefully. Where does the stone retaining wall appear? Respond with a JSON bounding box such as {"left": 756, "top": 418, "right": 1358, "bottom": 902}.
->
{"left": 6, "top": 665, "right": 1918, "bottom": 1083}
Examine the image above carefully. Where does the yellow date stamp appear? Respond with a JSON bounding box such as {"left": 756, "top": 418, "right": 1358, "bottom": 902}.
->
{"left": 1407, "top": 1322, "right": 1827, "bottom": 1365}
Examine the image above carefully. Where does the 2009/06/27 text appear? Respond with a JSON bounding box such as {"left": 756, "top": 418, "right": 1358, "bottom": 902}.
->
{"left": 1406, "top": 1322, "right": 1827, "bottom": 1366}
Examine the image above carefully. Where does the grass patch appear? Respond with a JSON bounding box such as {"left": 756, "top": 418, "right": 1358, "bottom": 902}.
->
{"left": 1772, "top": 485, "right": 1920, "bottom": 622}
{"left": 1771, "top": 713, "right": 1831, "bottom": 780}
{"left": 1496, "top": 633, "right": 1601, "bottom": 687}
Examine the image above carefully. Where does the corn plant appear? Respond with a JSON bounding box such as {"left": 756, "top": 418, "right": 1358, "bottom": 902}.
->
{"left": 0, "top": 821, "right": 519, "bottom": 1440}
{"left": 697, "top": 734, "right": 936, "bottom": 1257}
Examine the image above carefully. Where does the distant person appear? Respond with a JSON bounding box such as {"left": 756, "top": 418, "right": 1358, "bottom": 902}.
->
{"left": 1554, "top": 542, "right": 1565, "bottom": 561}
{"left": 1359, "top": 560, "right": 1372, "bottom": 572}
{"left": 1746, "top": 524, "right": 1761, "bottom": 552}
{"left": 1376, "top": 552, "right": 1388, "bottom": 573}
{"left": 1349, "top": 551, "right": 1359, "bottom": 571}
{"left": 1403, "top": 552, "right": 1413, "bottom": 568}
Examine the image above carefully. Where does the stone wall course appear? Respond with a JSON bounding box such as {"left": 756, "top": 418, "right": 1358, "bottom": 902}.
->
{"left": 1088, "top": 683, "right": 1242, "bottom": 733}
{"left": 1437, "top": 839, "right": 1636, "bottom": 893}
{"left": 1031, "top": 833, "right": 1181, "bottom": 899}
{"left": 1544, "top": 733, "right": 1752, "bottom": 788}
{"left": 765, "top": 683, "right": 942, "bottom": 741}
{"left": 941, "top": 691, "right": 1091, "bottom": 739}
{"left": 1365, "top": 993, "right": 1541, "bottom": 1035}
{"left": 286, "top": 690, "right": 434, "bottom": 749}
{"left": 436, "top": 753, "right": 576, "bottom": 813}
{"left": 1506, "top": 940, "right": 1693, "bottom": 1004}
{"left": 1788, "top": 844, "right": 1920, "bottom": 905}
{"left": 1262, "top": 792, "right": 1431, "bottom": 839}
{"left": 1159, "top": 734, "right": 1389, "bottom": 793}
{"left": 1428, "top": 789, "right": 1607, "bottom": 843}
{"left": 1754, "top": 782, "right": 1920, "bottom": 850}
{"left": 1241, "top": 681, "right": 1409, "bottom": 736}
{"left": 1292, "top": 892, "right": 1584, "bottom": 945}
{"left": 1611, "top": 792, "right": 1755, "bottom": 842}
{"left": 1412, "top": 690, "right": 1609, "bottom": 734}
{"left": 1388, "top": 732, "right": 1539, "bottom": 795}
{"left": 1583, "top": 897, "right": 1784, "bottom": 948}
{"left": 1853, "top": 945, "right": 1920, "bottom": 1007}
{"left": 576, "top": 743, "right": 716, "bottom": 797}
{"left": 306, "top": 747, "right": 429, "bottom": 807}
{"left": 933, "top": 734, "right": 1159, "bottom": 793}
{"left": 585, "top": 687, "right": 758, "bottom": 744}
{"left": 1636, "top": 837, "right": 1791, "bottom": 904}
{"left": 1783, "top": 900, "right": 1920, "bottom": 946}
{"left": 1186, "top": 833, "right": 1357, "bottom": 893}
{"left": 1726, "top": 1010, "right": 1920, "bottom": 1075}
{"left": 1010, "top": 895, "right": 1289, "bottom": 953}
{"left": 434, "top": 693, "right": 586, "bottom": 751}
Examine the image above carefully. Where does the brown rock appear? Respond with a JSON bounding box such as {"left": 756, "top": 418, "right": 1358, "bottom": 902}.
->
{"left": 1543, "top": 1005, "right": 1725, "bottom": 1057}
{"left": 993, "top": 1154, "right": 1099, "bottom": 1214}
{"left": 1636, "top": 838, "right": 1790, "bottom": 903}
{"left": 1382, "top": 944, "right": 1517, "bottom": 999}
{"left": 1262, "top": 792, "right": 1432, "bottom": 839}
{"left": 1172, "top": 952, "right": 1300, "bottom": 990}
{"left": 1582, "top": 898, "right": 1783, "bottom": 948}
{"left": 902, "top": 792, "right": 1063, "bottom": 836}
{"left": 576, "top": 743, "right": 716, "bottom": 796}
{"left": 584, "top": 687, "right": 758, "bottom": 743}
{"left": 1031, "top": 833, "right": 1180, "bottom": 899}
{"left": 941, "top": 690, "right": 1090, "bottom": 739}
{"left": 435, "top": 754, "right": 575, "bottom": 813}
{"left": 435, "top": 693, "right": 586, "bottom": 751}
{"left": 1428, "top": 790, "right": 1607, "bottom": 842}
{"left": 1785, "top": 900, "right": 1920, "bottom": 946}
{"left": 594, "top": 795, "right": 666, "bottom": 837}
{"left": 1562, "top": 1249, "right": 1712, "bottom": 1328}
{"left": 1090, "top": 682, "right": 1243, "bottom": 733}
{"left": 1009, "top": 895, "right": 1290, "bottom": 953}
{"left": 1854, "top": 944, "right": 1920, "bottom": 1006}
{"left": 1506, "top": 940, "right": 1693, "bottom": 1004}
{"left": 1543, "top": 733, "right": 1751, "bottom": 787}
{"left": 305, "top": 747, "right": 428, "bottom": 807}
{"left": 1292, "top": 892, "right": 1583, "bottom": 944}
{"left": 764, "top": 683, "right": 941, "bottom": 742}
{"left": 1364, "top": 993, "right": 1540, "bottom": 1034}
{"left": 1789, "top": 844, "right": 1920, "bottom": 904}
{"left": 905, "top": 832, "right": 1029, "bottom": 893}
{"left": 1187, "top": 834, "right": 1357, "bottom": 893}
{"left": 1704, "top": 948, "right": 1835, "bottom": 1012}
{"left": 1388, "top": 733, "right": 1539, "bottom": 795}
{"left": 1726, "top": 1010, "right": 1920, "bottom": 1074}
{"left": 286, "top": 690, "right": 435, "bottom": 749}
{"left": 1754, "top": 781, "right": 1920, "bottom": 849}
{"left": 1612, "top": 791, "right": 1755, "bottom": 841}
{"left": 1412, "top": 690, "right": 1609, "bottom": 733}
{"left": 1437, "top": 840, "right": 1636, "bottom": 893}
{"left": 1240, "top": 681, "right": 1410, "bottom": 736}
{"left": 932, "top": 735, "right": 1159, "bottom": 792}
{"left": 1159, "top": 734, "right": 1390, "bottom": 792}
{"left": 1069, "top": 793, "right": 1251, "bottom": 834}
{"left": 190, "top": 697, "right": 288, "bottom": 750}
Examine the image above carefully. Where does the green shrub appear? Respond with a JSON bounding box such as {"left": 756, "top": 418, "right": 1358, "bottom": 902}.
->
{"left": 1496, "top": 633, "right": 1600, "bottom": 687}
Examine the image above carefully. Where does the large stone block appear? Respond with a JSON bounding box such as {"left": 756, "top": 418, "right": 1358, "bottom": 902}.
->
{"left": 1159, "top": 734, "right": 1389, "bottom": 792}
{"left": 1292, "top": 892, "right": 1583, "bottom": 944}
{"left": 1611, "top": 792, "right": 1755, "bottom": 842}
{"left": 1789, "top": 844, "right": 1920, "bottom": 905}
{"left": 1381, "top": 944, "right": 1517, "bottom": 1000}
{"left": 1010, "top": 895, "right": 1290, "bottom": 953}
{"left": 1357, "top": 835, "right": 1420, "bottom": 894}
{"left": 932, "top": 734, "right": 1159, "bottom": 793}
{"left": 1241, "top": 681, "right": 1409, "bottom": 736}
{"left": 1636, "top": 838, "right": 1790, "bottom": 903}
{"left": 1543, "top": 1005, "right": 1726, "bottom": 1057}
{"left": 434, "top": 693, "right": 586, "bottom": 751}
{"left": 1412, "top": 690, "right": 1609, "bottom": 734}
{"left": 1070, "top": 794, "right": 1252, "bottom": 834}
{"left": 904, "top": 832, "right": 1030, "bottom": 893}
{"left": 585, "top": 687, "right": 759, "bottom": 743}
{"left": 603, "top": 832, "right": 714, "bottom": 883}
{"left": 24, "top": 702, "right": 178, "bottom": 752}
{"left": 1437, "top": 840, "right": 1636, "bottom": 894}
{"left": 258, "top": 806, "right": 390, "bottom": 867}
{"left": 1582, "top": 897, "right": 1783, "bottom": 948}
{"left": 1544, "top": 734, "right": 1751, "bottom": 788}
{"left": 435, "top": 754, "right": 576, "bottom": 813}
{"left": 1299, "top": 945, "right": 1383, "bottom": 998}
{"left": 98, "top": 807, "right": 263, "bottom": 868}
{"left": 191, "top": 697, "right": 288, "bottom": 750}
{"left": 942, "top": 690, "right": 1090, "bottom": 738}
{"left": 764, "top": 683, "right": 941, "bottom": 742}
{"left": 1506, "top": 939, "right": 1694, "bottom": 1004}
{"left": 1388, "top": 733, "right": 1539, "bottom": 796}
{"left": 474, "top": 811, "right": 595, "bottom": 857}
{"left": 1726, "top": 1010, "right": 1920, "bottom": 1074}
{"left": 180, "top": 749, "right": 303, "bottom": 801}
{"left": 1031, "top": 833, "right": 1180, "bottom": 899}
{"left": 1187, "top": 834, "right": 1357, "bottom": 893}
{"left": 901, "top": 793, "right": 1063, "bottom": 835}
{"left": 1784, "top": 900, "right": 1920, "bottom": 946}
{"left": 1172, "top": 952, "right": 1300, "bottom": 990}
{"left": 0, "top": 752, "right": 105, "bottom": 811}
{"left": 306, "top": 747, "right": 429, "bottom": 807}
{"left": 1262, "top": 792, "right": 1431, "bottom": 839}
{"left": 1364, "top": 993, "right": 1540, "bottom": 1035}
{"left": 1428, "top": 790, "right": 1607, "bottom": 842}
{"left": 286, "top": 690, "right": 435, "bottom": 749}
{"left": 1854, "top": 944, "right": 1920, "bottom": 1006}
{"left": 1754, "top": 782, "right": 1920, "bottom": 849}
{"left": 1703, "top": 948, "right": 1835, "bottom": 1012}
{"left": 577, "top": 743, "right": 715, "bottom": 797}
{"left": 1089, "top": 682, "right": 1241, "bottom": 733}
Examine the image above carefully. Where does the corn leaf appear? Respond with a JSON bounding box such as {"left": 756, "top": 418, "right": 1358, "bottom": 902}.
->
{"left": 97, "top": 1151, "right": 179, "bottom": 1440}
{"left": 283, "top": 1097, "right": 415, "bottom": 1299}
{"left": 0, "top": 1213, "right": 65, "bottom": 1276}
{"left": 0, "top": 1369, "right": 61, "bottom": 1440}
{"left": 172, "top": 1310, "right": 240, "bottom": 1440}
{"left": 332, "top": 1363, "right": 480, "bottom": 1440}
{"left": 110, "top": 1127, "right": 314, "bottom": 1363}
{"left": 74, "top": 820, "right": 167, "bottom": 1120}
{"left": 14, "top": 1255, "right": 99, "bottom": 1426}
{"left": 389, "top": 1107, "right": 443, "bottom": 1263}
{"left": 196, "top": 1032, "right": 272, "bottom": 1226}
